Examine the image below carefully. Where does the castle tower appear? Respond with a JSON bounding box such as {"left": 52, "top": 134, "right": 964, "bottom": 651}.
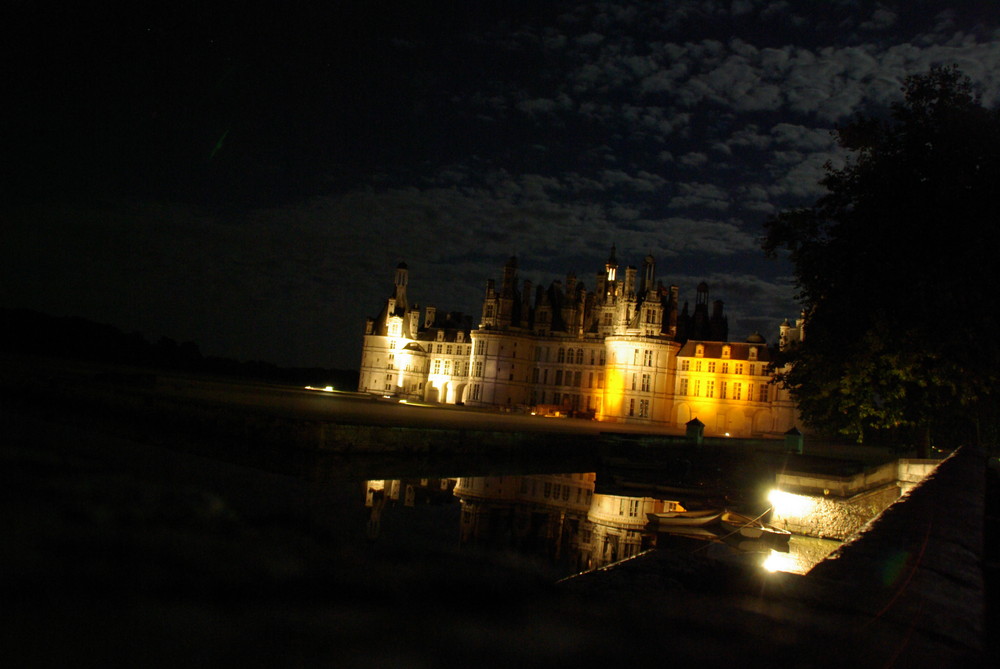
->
{"left": 640, "top": 254, "right": 655, "bottom": 294}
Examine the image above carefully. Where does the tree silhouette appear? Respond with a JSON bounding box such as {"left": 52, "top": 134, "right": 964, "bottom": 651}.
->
{"left": 764, "top": 66, "right": 1000, "bottom": 450}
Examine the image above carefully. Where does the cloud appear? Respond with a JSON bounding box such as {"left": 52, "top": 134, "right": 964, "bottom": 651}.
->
{"left": 669, "top": 182, "right": 731, "bottom": 211}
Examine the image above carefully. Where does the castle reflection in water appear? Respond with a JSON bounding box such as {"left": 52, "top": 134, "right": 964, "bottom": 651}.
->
{"left": 365, "top": 473, "right": 839, "bottom": 575}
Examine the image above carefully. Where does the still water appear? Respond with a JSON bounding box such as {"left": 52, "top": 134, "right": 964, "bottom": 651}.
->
{"left": 360, "top": 470, "right": 840, "bottom": 581}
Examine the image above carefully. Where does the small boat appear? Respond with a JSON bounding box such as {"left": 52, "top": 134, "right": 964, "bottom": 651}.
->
{"left": 720, "top": 511, "right": 791, "bottom": 543}
{"left": 647, "top": 509, "right": 723, "bottom": 528}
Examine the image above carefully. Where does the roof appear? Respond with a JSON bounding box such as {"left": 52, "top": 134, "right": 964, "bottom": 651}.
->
{"left": 676, "top": 339, "right": 773, "bottom": 362}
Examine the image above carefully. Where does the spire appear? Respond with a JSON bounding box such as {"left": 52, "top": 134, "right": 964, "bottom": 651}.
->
{"left": 605, "top": 244, "right": 618, "bottom": 282}
{"left": 393, "top": 262, "right": 409, "bottom": 311}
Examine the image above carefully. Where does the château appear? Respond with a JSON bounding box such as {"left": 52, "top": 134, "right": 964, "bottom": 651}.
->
{"left": 359, "top": 249, "right": 801, "bottom": 437}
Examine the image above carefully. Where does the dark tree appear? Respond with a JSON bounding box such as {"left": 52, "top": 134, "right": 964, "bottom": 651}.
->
{"left": 764, "top": 66, "right": 1000, "bottom": 451}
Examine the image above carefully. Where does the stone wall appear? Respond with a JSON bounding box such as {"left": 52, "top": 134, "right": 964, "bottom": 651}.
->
{"left": 771, "top": 482, "right": 901, "bottom": 540}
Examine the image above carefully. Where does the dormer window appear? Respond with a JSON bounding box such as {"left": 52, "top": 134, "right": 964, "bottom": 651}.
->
{"left": 436, "top": 330, "right": 444, "bottom": 341}
{"left": 695, "top": 344, "right": 704, "bottom": 358}
{"left": 722, "top": 345, "right": 731, "bottom": 359}
{"left": 749, "top": 347, "right": 758, "bottom": 361}
{"left": 457, "top": 332, "right": 464, "bottom": 343}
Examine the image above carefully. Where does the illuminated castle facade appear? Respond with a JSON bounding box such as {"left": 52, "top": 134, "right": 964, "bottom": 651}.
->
{"left": 359, "top": 250, "right": 801, "bottom": 437}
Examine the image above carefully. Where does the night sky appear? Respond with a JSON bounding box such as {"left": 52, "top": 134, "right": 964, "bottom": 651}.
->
{"left": 6, "top": 1, "right": 1000, "bottom": 370}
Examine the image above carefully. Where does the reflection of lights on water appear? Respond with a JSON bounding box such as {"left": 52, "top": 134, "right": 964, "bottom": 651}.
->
{"left": 304, "top": 385, "right": 335, "bottom": 392}
{"left": 768, "top": 489, "right": 817, "bottom": 517}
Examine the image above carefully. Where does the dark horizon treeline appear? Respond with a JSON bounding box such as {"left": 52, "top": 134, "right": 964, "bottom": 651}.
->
{"left": 0, "top": 307, "right": 359, "bottom": 389}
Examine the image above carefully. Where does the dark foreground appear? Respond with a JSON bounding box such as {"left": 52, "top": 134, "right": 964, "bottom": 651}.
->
{"left": 2, "top": 360, "right": 995, "bottom": 667}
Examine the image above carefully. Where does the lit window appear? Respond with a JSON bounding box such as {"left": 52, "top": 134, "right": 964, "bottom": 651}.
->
{"left": 681, "top": 360, "right": 690, "bottom": 371}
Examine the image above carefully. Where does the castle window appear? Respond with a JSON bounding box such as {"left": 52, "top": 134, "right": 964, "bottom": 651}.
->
{"left": 436, "top": 344, "right": 442, "bottom": 354}
{"left": 485, "top": 304, "right": 495, "bottom": 318}
{"left": 721, "top": 362, "right": 729, "bottom": 374}
{"left": 598, "top": 373, "right": 604, "bottom": 389}
{"left": 628, "top": 399, "right": 635, "bottom": 416}
{"left": 437, "top": 331, "right": 444, "bottom": 341}
{"left": 695, "top": 360, "right": 702, "bottom": 372}
{"left": 638, "top": 399, "right": 649, "bottom": 418}
{"left": 576, "top": 349, "right": 584, "bottom": 364}
{"left": 696, "top": 344, "right": 704, "bottom": 357}
{"left": 588, "top": 372, "right": 594, "bottom": 388}
{"left": 681, "top": 360, "right": 690, "bottom": 371}
{"left": 749, "top": 364, "right": 756, "bottom": 376}
{"left": 558, "top": 348, "right": 566, "bottom": 363}
{"left": 749, "top": 347, "right": 758, "bottom": 361}
{"left": 720, "top": 380, "right": 727, "bottom": 399}
{"left": 446, "top": 345, "right": 453, "bottom": 355}
{"left": 706, "top": 380, "right": 714, "bottom": 398}
{"left": 680, "top": 378, "right": 689, "bottom": 395}
{"left": 574, "top": 371, "right": 582, "bottom": 387}
{"left": 443, "top": 361, "right": 451, "bottom": 375}
{"left": 631, "top": 373, "right": 637, "bottom": 390}
{"left": 708, "top": 361, "right": 716, "bottom": 373}
{"left": 734, "top": 383, "right": 742, "bottom": 400}
{"left": 590, "top": 350, "right": 596, "bottom": 365}
{"left": 641, "top": 374, "right": 650, "bottom": 392}
{"left": 603, "top": 313, "right": 612, "bottom": 326}
{"left": 457, "top": 332, "right": 464, "bottom": 343}
{"left": 555, "top": 370, "right": 563, "bottom": 385}
{"left": 722, "top": 346, "right": 731, "bottom": 359}
{"left": 433, "top": 360, "right": 441, "bottom": 374}
{"left": 759, "top": 385, "right": 769, "bottom": 402}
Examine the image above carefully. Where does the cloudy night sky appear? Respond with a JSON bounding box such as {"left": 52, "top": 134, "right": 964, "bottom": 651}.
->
{"left": 5, "top": 1, "right": 1000, "bottom": 371}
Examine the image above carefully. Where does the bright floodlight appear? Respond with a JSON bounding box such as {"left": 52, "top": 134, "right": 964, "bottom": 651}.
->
{"left": 768, "top": 489, "right": 816, "bottom": 517}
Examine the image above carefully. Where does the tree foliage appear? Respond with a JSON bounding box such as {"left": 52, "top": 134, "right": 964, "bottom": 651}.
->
{"left": 764, "top": 66, "right": 1000, "bottom": 449}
